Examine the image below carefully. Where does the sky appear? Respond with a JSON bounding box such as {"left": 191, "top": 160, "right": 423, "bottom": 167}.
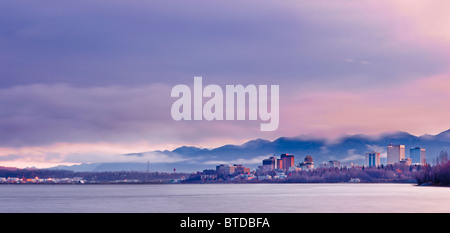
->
{"left": 1, "top": 0, "right": 450, "bottom": 168}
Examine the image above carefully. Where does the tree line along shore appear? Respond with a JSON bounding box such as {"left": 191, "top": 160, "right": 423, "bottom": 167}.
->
{"left": 1, "top": 159, "right": 449, "bottom": 186}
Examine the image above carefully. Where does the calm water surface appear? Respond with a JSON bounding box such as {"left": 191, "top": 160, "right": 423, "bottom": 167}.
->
{"left": 0, "top": 183, "right": 449, "bottom": 213}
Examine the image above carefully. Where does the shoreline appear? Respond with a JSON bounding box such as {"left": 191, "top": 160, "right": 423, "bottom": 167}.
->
{"left": 0, "top": 181, "right": 420, "bottom": 185}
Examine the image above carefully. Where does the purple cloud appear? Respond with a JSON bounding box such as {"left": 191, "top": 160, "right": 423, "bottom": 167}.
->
{"left": 0, "top": 0, "right": 447, "bottom": 88}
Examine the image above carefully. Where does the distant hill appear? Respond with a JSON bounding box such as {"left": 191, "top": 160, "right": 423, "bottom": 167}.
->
{"left": 50, "top": 129, "right": 450, "bottom": 173}
{"left": 0, "top": 166, "right": 19, "bottom": 171}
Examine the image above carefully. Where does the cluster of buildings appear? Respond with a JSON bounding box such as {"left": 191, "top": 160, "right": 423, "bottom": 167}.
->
{"left": 194, "top": 154, "right": 315, "bottom": 182}
{"left": 0, "top": 177, "right": 85, "bottom": 184}
{"left": 196, "top": 156, "right": 306, "bottom": 181}
{"left": 216, "top": 164, "right": 251, "bottom": 176}
{"left": 259, "top": 154, "right": 314, "bottom": 172}
{"left": 197, "top": 143, "right": 428, "bottom": 182}
{"left": 365, "top": 144, "right": 426, "bottom": 167}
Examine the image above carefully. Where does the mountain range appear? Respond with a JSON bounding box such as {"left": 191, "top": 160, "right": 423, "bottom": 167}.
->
{"left": 50, "top": 129, "right": 450, "bottom": 173}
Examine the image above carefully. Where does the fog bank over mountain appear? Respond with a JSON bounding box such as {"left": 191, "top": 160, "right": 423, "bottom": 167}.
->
{"left": 50, "top": 129, "right": 450, "bottom": 172}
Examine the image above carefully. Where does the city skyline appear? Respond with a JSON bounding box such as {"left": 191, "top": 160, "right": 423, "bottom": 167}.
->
{"left": 218, "top": 143, "right": 428, "bottom": 176}
{"left": 1, "top": 1, "right": 450, "bottom": 169}
{"left": 200, "top": 140, "right": 432, "bottom": 175}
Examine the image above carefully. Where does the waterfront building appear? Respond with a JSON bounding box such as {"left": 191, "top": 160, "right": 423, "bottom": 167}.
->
{"left": 277, "top": 159, "right": 283, "bottom": 170}
{"left": 340, "top": 162, "right": 354, "bottom": 168}
{"left": 329, "top": 160, "right": 341, "bottom": 168}
{"left": 304, "top": 155, "right": 313, "bottom": 163}
{"left": 274, "top": 172, "right": 287, "bottom": 179}
{"left": 257, "top": 175, "right": 272, "bottom": 180}
{"left": 216, "top": 164, "right": 237, "bottom": 175}
{"left": 262, "top": 157, "right": 277, "bottom": 171}
{"left": 410, "top": 147, "right": 426, "bottom": 165}
{"left": 234, "top": 164, "right": 250, "bottom": 174}
{"left": 319, "top": 162, "right": 328, "bottom": 168}
{"left": 387, "top": 144, "right": 405, "bottom": 165}
{"left": 399, "top": 158, "right": 412, "bottom": 166}
{"left": 365, "top": 152, "right": 381, "bottom": 167}
{"left": 216, "top": 164, "right": 250, "bottom": 176}
{"left": 299, "top": 155, "right": 314, "bottom": 170}
{"left": 280, "top": 154, "right": 295, "bottom": 170}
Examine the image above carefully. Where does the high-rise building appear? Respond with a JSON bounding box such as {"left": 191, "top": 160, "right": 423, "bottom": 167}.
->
{"left": 410, "top": 147, "right": 426, "bottom": 165}
{"left": 262, "top": 157, "right": 277, "bottom": 171}
{"left": 304, "top": 155, "right": 313, "bottom": 163}
{"left": 365, "top": 152, "right": 380, "bottom": 167}
{"left": 329, "top": 160, "right": 341, "bottom": 168}
{"left": 387, "top": 144, "right": 405, "bottom": 165}
{"left": 280, "top": 154, "right": 295, "bottom": 170}
{"left": 277, "top": 159, "right": 283, "bottom": 170}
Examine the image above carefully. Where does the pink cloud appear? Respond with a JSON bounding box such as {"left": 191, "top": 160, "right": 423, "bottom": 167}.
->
{"left": 278, "top": 73, "right": 450, "bottom": 138}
